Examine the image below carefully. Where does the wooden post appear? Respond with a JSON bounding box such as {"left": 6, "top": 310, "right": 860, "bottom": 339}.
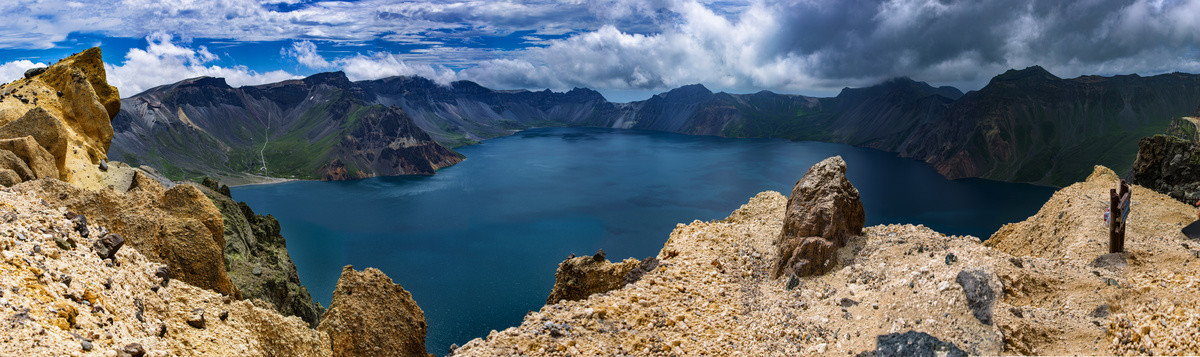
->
{"left": 1109, "top": 180, "right": 1130, "bottom": 253}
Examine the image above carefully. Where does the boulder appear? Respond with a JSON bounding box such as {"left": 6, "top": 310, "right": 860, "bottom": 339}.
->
{"left": 0, "top": 136, "right": 58, "bottom": 180}
{"left": 0, "top": 169, "right": 19, "bottom": 187}
{"left": 869, "top": 331, "right": 967, "bottom": 357}
{"left": 773, "top": 236, "right": 837, "bottom": 278}
{"left": 1131, "top": 134, "right": 1200, "bottom": 204}
{"left": 772, "top": 156, "right": 865, "bottom": 278}
{"left": 956, "top": 269, "right": 996, "bottom": 325}
{"left": 547, "top": 252, "right": 641, "bottom": 304}
{"left": 0, "top": 149, "right": 34, "bottom": 181}
{"left": 0, "top": 107, "right": 68, "bottom": 173}
{"left": 318, "top": 265, "right": 428, "bottom": 357}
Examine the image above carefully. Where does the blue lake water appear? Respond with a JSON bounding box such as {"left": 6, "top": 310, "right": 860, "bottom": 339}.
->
{"left": 231, "top": 127, "right": 1055, "bottom": 355}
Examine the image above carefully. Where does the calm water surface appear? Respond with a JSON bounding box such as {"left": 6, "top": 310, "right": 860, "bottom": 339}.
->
{"left": 232, "top": 127, "right": 1054, "bottom": 354}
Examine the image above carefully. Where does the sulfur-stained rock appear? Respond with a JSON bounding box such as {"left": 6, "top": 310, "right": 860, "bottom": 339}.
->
{"left": 0, "top": 136, "right": 58, "bottom": 180}
{"left": 547, "top": 253, "right": 641, "bottom": 304}
{"left": 0, "top": 48, "right": 118, "bottom": 188}
{"left": 318, "top": 265, "right": 428, "bottom": 357}
{"left": 772, "top": 156, "right": 865, "bottom": 278}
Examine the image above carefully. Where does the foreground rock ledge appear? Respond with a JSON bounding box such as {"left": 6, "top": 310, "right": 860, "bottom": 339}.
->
{"left": 546, "top": 251, "right": 642, "bottom": 305}
{"left": 318, "top": 265, "right": 429, "bottom": 357}
{"left": 454, "top": 165, "right": 1200, "bottom": 356}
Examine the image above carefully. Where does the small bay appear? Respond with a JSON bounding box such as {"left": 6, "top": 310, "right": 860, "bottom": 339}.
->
{"left": 232, "top": 127, "right": 1054, "bottom": 355}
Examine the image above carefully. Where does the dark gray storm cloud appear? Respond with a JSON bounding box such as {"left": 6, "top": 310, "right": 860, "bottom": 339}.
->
{"left": 467, "top": 0, "right": 1200, "bottom": 94}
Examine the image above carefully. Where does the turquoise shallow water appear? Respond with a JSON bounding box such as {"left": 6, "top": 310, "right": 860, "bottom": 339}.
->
{"left": 231, "top": 127, "right": 1055, "bottom": 355}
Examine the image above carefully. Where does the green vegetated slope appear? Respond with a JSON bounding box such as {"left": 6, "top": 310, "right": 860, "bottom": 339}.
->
{"left": 110, "top": 73, "right": 461, "bottom": 183}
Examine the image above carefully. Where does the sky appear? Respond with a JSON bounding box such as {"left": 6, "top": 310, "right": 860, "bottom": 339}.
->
{"left": 1, "top": 0, "right": 1199, "bottom": 102}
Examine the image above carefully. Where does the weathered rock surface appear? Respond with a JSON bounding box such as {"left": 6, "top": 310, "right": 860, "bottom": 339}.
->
{"left": 955, "top": 269, "right": 997, "bottom": 325}
{"left": 546, "top": 252, "right": 642, "bottom": 304}
{"left": 0, "top": 187, "right": 330, "bottom": 356}
{"left": 870, "top": 331, "right": 967, "bottom": 357}
{"left": 1131, "top": 130, "right": 1200, "bottom": 204}
{"left": 197, "top": 177, "right": 324, "bottom": 327}
{"left": 0, "top": 47, "right": 119, "bottom": 188}
{"left": 318, "top": 265, "right": 428, "bottom": 357}
{"left": 773, "top": 156, "right": 865, "bottom": 278}
{"left": 13, "top": 178, "right": 237, "bottom": 297}
{"left": 0, "top": 136, "right": 59, "bottom": 182}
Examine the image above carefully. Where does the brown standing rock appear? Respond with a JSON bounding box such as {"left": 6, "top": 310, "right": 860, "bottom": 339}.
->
{"left": 318, "top": 265, "right": 428, "bottom": 357}
{"left": 772, "top": 156, "right": 865, "bottom": 278}
{"left": 546, "top": 253, "right": 641, "bottom": 304}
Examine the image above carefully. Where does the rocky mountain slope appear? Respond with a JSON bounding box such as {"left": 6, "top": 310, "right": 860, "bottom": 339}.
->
{"left": 114, "top": 67, "right": 1200, "bottom": 187}
{"left": 109, "top": 73, "right": 462, "bottom": 183}
{"left": 0, "top": 49, "right": 431, "bottom": 356}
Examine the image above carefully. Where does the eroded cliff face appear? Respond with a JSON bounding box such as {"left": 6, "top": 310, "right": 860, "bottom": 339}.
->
{"left": 0, "top": 48, "right": 120, "bottom": 189}
{"left": 196, "top": 178, "right": 324, "bottom": 327}
{"left": 1131, "top": 117, "right": 1200, "bottom": 204}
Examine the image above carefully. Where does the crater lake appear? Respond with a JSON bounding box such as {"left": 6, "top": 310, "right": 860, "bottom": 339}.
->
{"left": 231, "top": 127, "right": 1055, "bottom": 354}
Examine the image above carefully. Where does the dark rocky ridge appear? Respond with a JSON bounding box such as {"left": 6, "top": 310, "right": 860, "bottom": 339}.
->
{"left": 196, "top": 177, "right": 324, "bottom": 327}
{"left": 113, "top": 67, "right": 1200, "bottom": 186}
{"left": 1131, "top": 117, "right": 1200, "bottom": 204}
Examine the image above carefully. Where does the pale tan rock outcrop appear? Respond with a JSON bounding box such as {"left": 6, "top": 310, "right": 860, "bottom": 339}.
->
{"left": 546, "top": 252, "right": 641, "bottom": 304}
{"left": 13, "top": 178, "right": 237, "bottom": 297}
{"left": 772, "top": 156, "right": 865, "bottom": 278}
{"left": 0, "top": 186, "right": 330, "bottom": 356}
{"left": 318, "top": 265, "right": 428, "bottom": 357}
{"left": 0, "top": 47, "right": 119, "bottom": 188}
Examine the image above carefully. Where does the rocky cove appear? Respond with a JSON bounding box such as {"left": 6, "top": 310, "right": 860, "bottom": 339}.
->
{"left": 1, "top": 47, "right": 1199, "bottom": 357}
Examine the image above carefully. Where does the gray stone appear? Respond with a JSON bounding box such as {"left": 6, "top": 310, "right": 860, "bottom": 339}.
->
{"left": 871, "top": 331, "right": 967, "bottom": 357}
{"left": 956, "top": 269, "right": 996, "bottom": 325}
{"left": 186, "top": 308, "right": 205, "bottom": 329}
{"left": 92, "top": 232, "right": 124, "bottom": 260}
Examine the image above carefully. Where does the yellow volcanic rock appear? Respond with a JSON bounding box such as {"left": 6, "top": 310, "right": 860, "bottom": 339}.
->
{"left": 0, "top": 47, "right": 119, "bottom": 188}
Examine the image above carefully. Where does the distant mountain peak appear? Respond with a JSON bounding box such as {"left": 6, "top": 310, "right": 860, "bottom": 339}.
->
{"left": 993, "top": 65, "right": 1061, "bottom": 83}
{"left": 661, "top": 83, "right": 713, "bottom": 101}
{"left": 303, "top": 71, "right": 351, "bottom": 88}
{"left": 177, "top": 76, "right": 231, "bottom": 89}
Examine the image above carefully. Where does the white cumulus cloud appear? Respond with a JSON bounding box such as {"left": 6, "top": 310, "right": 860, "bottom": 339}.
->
{"left": 0, "top": 60, "right": 49, "bottom": 85}
{"left": 104, "top": 33, "right": 299, "bottom": 96}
